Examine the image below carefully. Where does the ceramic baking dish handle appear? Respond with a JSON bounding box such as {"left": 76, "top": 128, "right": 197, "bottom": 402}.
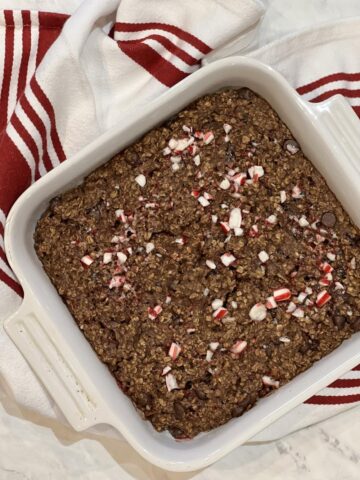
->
{"left": 308, "top": 94, "right": 360, "bottom": 174}
{"left": 4, "top": 298, "right": 103, "bottom": 431}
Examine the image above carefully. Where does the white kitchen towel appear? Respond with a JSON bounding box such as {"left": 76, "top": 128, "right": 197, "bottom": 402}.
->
{"left": 0, "top": 0, "right": 360, "bottom": 444}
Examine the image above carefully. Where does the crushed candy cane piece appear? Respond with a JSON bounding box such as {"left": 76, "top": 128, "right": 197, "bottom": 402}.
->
{"left": 168, "top": 138, "right": 178, "bottom": 149}
{"left": 203, "top": 192, "right": 213, "bottom": 200}
{"left": 103, "top": 252, "right": 112, "bottom": 264}
{"left": 286, "top": 301, "right": 297, "bottom": 313}
{"left": 234, "top": 227, "right": 244, "bottom": 236}
{"left": 320, "top": 262, "right": 333, "bottom": 273}
{"left": 209, "top": 342, "right": 219, "bottom": 352}
{"left": 165, "top": 373, "right": 179, "bottom": 391}
{"left": 135, "top": 174, "right": 146, "bottom": 187}
{"left": 249, "top": 303, "right": 267, "bottom": 321}
{"left": 350, "top": 257, "right": 356, "bottom": 269}
{"left": 146, "top": 242, "right": 155, "bottom": 254}
{"left": 224, "top": 135, "right": 230, "bottom": 142}
{"left": 211, "top": 299, "right": 223, "bottom": 310}
{"left": 81, "top": 255, "right": 94, "bottom": 266}
{"left": 299, "top": 216, "right": 309, "bottom": 227}
{"left": 292, "top": 307, "right": 304, "bottom": 318}
{"left": 172, "top": 163, "right": 180, "bottom": 172}
{"left": 198, "top": 196, "right": 210, "bottom": 207}
{"left": 280, "top": 191, "right": 287, "bottom": 203}
{"left": 258, "top": 250, "right": 269, "bottom": 263}
{"left": 162, "top": 366, "right": 172, "bottom": 376}
{"left": 297, "top": 292, "right": 308, "bottom": 303}
{"left": 230, "top": 340, "right": 247, "bottom": 355}
{"left": 223, "top": 123, "right": 232, "bottom": 134}
{"left": 170, "top": 155, "right": 182, "bottom": 164}
{"left": 220, "top": 221, "right": 231, "bottom": 233}
{"left": 220, "top": 178, "right": 231, "bottom": 190}
{"left": 229, "top": 208, "right": 242, "bottom": 229}
{"left": 335, "top": 282, "right": 345, "bottom": 291}
{"left": 203, "top": 288, "right": 210, "bottom": 296}
{"left": 327, "top": 252, "right": 336, "bottom": 261}
{"left": 213, "top": 307, "right": 228, "bottom": 320}
{"left": 232, "top": 172, "right": 247, "bottom": 186}
{"left": 203, "top": 131, "right": 214, "bottom": 144}
{"left": 168, "top": 342, "right": 181, "bottom": 360}
{"left": 175, "top": 237, "right": 185, "bottom": 245}
{"left": 109, "top": 276, "right": 125, "bottom": 289}
{"left": 182, "top": 125, "right": 191, "bottom": 133}
{"left": 248, "top": 165, "right": 264, "bottom": 181}
{"left": 148, "top": 305, "right": 163, "bottom": 320}
{"left": 262, "top": 375, "right": 279, "bottom": 388}
{"left": 193, "top": 154, "right": 201, "bottom": 166}
{"left": 191, "top": 190, "right": 200, "bottom": 198}
{"left": 316, "top": 290, "right": 331, "bottom": 307}
{"left": 292, "top": 185, "right": 302, "bottom": 198}
{"left": 266, "top": 214, "right": 277, "bottom": 225}
{"left": 117, "top": 252, "right": 127, "bottom": 264}
{"left": 212, "top": 215, "right": 218, "bottom": 224}
{"left": 187, "top": 328, "right": 196, "bottom": 334}
{"left": 115, "top": 209, "right": 127, "bottom": 222}
{"left": 206, "top": 259, "right": 217, "bottom": 270}
{"left": 163, "top": 146, "right": 171, "bottom": 156}
{"left": 274, "top": 288, "right": 291, "bottom": 302}
{"left": 279, "top": 336, "right": 291, "bottom": 343}
{"left": 305, "top": 286, "right": 313, "bottom": 295}
{"left": 249, "top": 224, "right": 259, "bottom": 237}
{"left": 231, "top": 301, "right": 238, "bottom": 309}
{"left": 221, "top": 253, "right": 236, "bottom": 266}
{"left": 206, "top": 350, "right": 214, "bottom": 362}
{"left": 266, "top": 296, "right": 277, "bottom": 309}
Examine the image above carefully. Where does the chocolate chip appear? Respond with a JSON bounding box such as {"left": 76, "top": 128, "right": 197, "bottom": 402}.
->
{"left": 125, "top": 151, "right": 141, "bottom": 166}
{"left": 231, "top": 405, "right": 245, "bottom": 417}
{"left": 333, "top": 315, "right": 346, "bottom": 329}
{"left": 284, "top": 139, "right": 299, "bottom": 154}
{"left": 168, "top": 426, "right": 186, "bottom": 439}
{"left": 173, "top": 401, "right": 185, "bottom": 420}
{"left": 225, "top": 143, "right": 236, "bottom": 163}
{"left": 299, "top": 342, "right": 310, "bottom": 354}
{"left": 195, "top": 389, "right": 207, "bottom": 400}
{"left": 349, "top": 316, "right": 360, "bottom": 331}
{"left": 321, "top": 211, "right": 337, "bottom": 228}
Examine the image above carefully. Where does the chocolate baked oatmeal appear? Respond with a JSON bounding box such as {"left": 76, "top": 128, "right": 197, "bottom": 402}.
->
{"left": 34, "top": 89, "right": 360, "bottom": 439}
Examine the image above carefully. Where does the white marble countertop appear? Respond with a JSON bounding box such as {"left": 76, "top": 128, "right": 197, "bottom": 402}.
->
{"left": 2, "top": 1, "right": 360, "bottom": 479}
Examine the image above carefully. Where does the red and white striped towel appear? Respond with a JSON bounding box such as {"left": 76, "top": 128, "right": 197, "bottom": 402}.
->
{"left": 0, "top": 0, "right": 360, "bottom": 442}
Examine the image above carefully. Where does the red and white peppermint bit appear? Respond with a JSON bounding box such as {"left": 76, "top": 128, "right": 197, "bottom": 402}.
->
{"left": 168, "top": 342, "right": 182, "bottom": 360}
{"left": 146, "top": 242, "right": 155, "bottom": 254}
{"left": 168, "top": 138, "right": 178, "bottom": 150}
{"left": 193, "top": 154, "right": 201, "bottom": 166}
{"left": 206, "top": 259, "right": 217, "bottom": 270}
{"left": 117, "top": 252, "right": 127, "bottom": 264}
{"left": 198, "top": 196, "right": 210, "bottom": 207}
{"left": 335, "top": 281, "right": 345, "bottom": 291}
{"left": 274, "top": 288, "right": 291, "bottom": 302}
{"left": 175, "top": 237, "right": 185, "bottom": 245}
{"left": 292, "top": 307, "right": 304, "bottom": 318}
{"left": 187, "top": 144, "right": 198, "bottom": 156}
{"left": 249, "top": 224, "right": 259, "bottom": 237}
{"left": 211, "top": 299, "right": 223, "bottom": 310}
{"left": 223, "top": 123, "right": 232, "bottom": 134}
{"left": 311, "top": 220, "right": 319, "bottom": 230}
{"left": 279, "top": 336, "right": 291, "bottom": 343}
{"left": 103, "top": 252, "right": 112, "bottom": 264}
{"left": 350, "top": 257, "right": 356, "bottom": 269}
{"left": 266, "top": 296, "right": 277, "bottom": 309}
{"left": 145, "top": 202, "right": 157, "bottom": 209}
{"left": 203, "top": 192, "right": 213, "bottom": 201}
{"left": 203, "top": 288, "right": 210, "bottom": 296}
{"left": 326, "top": 252, "right": 336, "bottom": 261}
{"left": 316, "top": 290, "right": 332, "bottom": 307}
{"left": 163, "top": 146, "right": 171, "bottom": 156}
{"left": 191, "top": 190, "right": 200, "bottom": 198}
{"left": 249, "top": 303, "right": 267, "bottom": 321}
{"left": 165, "top": 373, "right": 179, "bottom": 392}
{"left": 298, "top": 216, "right": 309, "bottom": 227}
{"left": 286, "top": 302, "right": 297, "bottom": 313}
{"left": 148, "top": 305, "right": 163, "bottom": 320}
{"left": 135, "top": 174, "right": 146, "bottom": 187}
{"left": 229, "top": 208, "right": 242, "bottom": 229}
{"left": 182, "top": 124, "right": 191, "bottom": 133}
{"left": 221, "top": 203, "right": 229, "bottom": 209}
{"left": 230, "top": 340, "right": 247, "bottom": 355}
{"left": 81, "top": 255, "right": 94, "bottom": 266}
{"left": 292, "top": 185, "right": 302, "bottom": 198}
{"left": 248, "top": 165, "right": 264, "bottom": 181}
{"left": 194, "top": 131, "right": 203, "bottom": 139}
{"left": 305, "top": 286, "right": 313, "bottom": 295}
{"left": 109, "top": 276, "right": 125, "bottom": 289}
{"left": 266, "top": 214, "right": 277, "bottom": 225}
{"left": 258, "top": 250, "right": 269, "bottom": 263}
{"left": 315, "top": 234, "right": 326, "bottom": 244}
{"left": 319, "top": 277, "right": 331, "bottom": 287}
{"left": 221, "top": 253, "right": 236, "bottom": 267}
{"left": 280, "top": 190, "right": 287, "bottom": 203}
{"left": 224, "top": 135, "right": 230, "bottom": 143}
{"left": 206, "top": 350, "right": 214, "bottom": 362}
{"left": 115, "top": 209, "right": 127, "bottom": 223}
{"left": 165, "top": 296, "right": 172, "bottom": 304}
{"left": 232, "top": 172, "right": 247, "bottom": 186}
{"left": 262, "top": 376, "right": 280, "bottom": 388}
{"left": 203, "top": 131, "right": 215, "bottom": 144}
{"left": 305, "top": 298, "right": 314, "bottom": 306}
{"left": 320, "top": 262, "right": 333, "bottom": 273}
{"left": 127, "top": 247, "right": 133, "bottom": 255}
{"left": 170, "top": 155, "right": 182, "bottom": 164}
{"left": 187, "top": 328, "right": 196, "bottom": 334}
{"left": 175, "top": 138, "right": 192, "bottom": 152}
{"left": 172, "top": 163, "right": 180, "bottom": 172}
{"left": 162, "top": 366, "right": 172, "bottom": 376}
{"left": 209, "top": 342, "right": 219, "bottom": 352}
{"left": 234, "top": 227, "right": 244, "bottom": 237}
{"left": 220, "top": 178, "right": 231, "bottom": 190}
{"left": 213, "top": 307, "right": 228, "bottom": 320}
{"left": 212, "top": 215, "right": 218, "bottom": 224}
{"left": 123, "top": 282, "right": 132, "bottom": 291}
{"left": 297, "top": 292, "right": 308, "bottom": 304}
{"left": 231, "top": 301, "right": 238, "bottom": 309}
{"left": 220, "top": 221, "right": 231, "bottom": 234}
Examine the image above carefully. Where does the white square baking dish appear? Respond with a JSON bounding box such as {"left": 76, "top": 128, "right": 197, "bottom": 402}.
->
{"left": 4, "top": 57, "right": 360, "bottom": 472}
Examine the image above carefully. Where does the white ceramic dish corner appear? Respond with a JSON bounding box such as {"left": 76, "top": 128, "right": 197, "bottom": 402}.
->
{"left": 4, "top": 58, "right": 360, "bottom": 472}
